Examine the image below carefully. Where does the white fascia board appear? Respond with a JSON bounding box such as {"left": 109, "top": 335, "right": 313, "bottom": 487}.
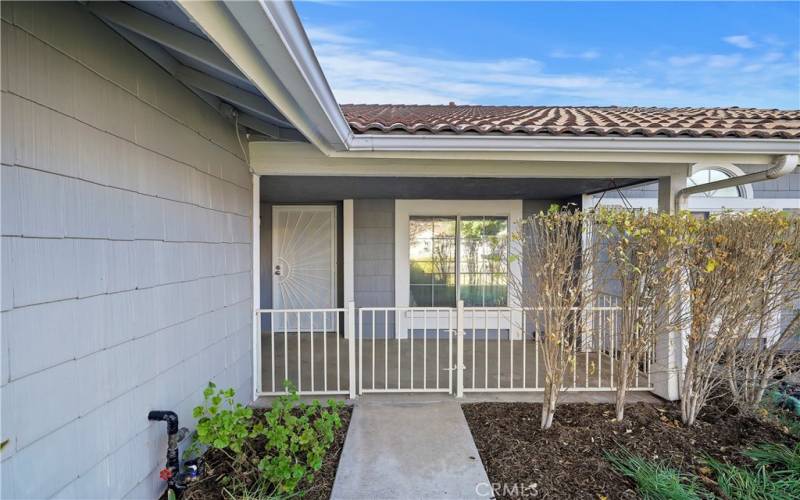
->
{"left": 250, "top": 141, "right": 785, "bottom": 178}
{"left": 253, "top": 1, "right": 353, "bottom": 145}
{"left": 176, "top": 0, "right": 348, "bottom": 153}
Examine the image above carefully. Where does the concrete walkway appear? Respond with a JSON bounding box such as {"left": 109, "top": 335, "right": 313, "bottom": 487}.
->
{"left": 331, "top": 397, "right": 491, "bottom": 499}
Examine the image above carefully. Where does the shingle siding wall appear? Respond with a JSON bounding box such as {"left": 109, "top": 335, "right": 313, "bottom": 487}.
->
{"left": 354, "top": 200, "right": 394, "bottom": 335}
{"left": 1, "top": 2, "right": 252, "bottom": 499}
{"left": 745, "top": 165, "right": 800, "bottom": 199}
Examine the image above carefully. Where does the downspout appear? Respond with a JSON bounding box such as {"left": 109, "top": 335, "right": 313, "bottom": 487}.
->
{"left": 670, "top": 154, "right": 797, "bottom": 400}
{"left": 674, "top": 154, "right": 798, "bottom": 212}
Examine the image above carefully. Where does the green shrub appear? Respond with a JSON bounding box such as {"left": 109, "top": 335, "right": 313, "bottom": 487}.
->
{"left": 186, "top": 381, "right": 345, "bottom": 496}
{"left": 258, "top": 383, "right": 344, "bottom": 493}
{"left": 187, "top": 382, "right": 258, "bottom": 460}
{"left": 606, "top": 449, "right": 706, "bottom": 500}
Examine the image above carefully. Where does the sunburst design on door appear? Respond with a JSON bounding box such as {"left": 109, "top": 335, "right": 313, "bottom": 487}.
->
{"left": 273, "top": 206, "right": 336, "bottom": 330}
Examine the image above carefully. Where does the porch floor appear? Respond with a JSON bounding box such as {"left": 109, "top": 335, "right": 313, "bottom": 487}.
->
{"left": 259, "top": 333, "right": 652, "bottom": 395}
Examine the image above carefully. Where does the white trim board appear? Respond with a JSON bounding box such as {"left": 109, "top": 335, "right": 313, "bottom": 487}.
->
{"left": 252, "top": 174, "right": 261, "bottom": 400}
{"left": 343, "top": 199, "right": 354, "bottom": 340}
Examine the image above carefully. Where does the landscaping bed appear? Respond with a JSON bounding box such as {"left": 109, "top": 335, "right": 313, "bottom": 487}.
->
{"left": 181, "top": 400, "right": 351, "bottom": 500}
{"left": 463, "top": 399, "right": 797, "bottom": 499}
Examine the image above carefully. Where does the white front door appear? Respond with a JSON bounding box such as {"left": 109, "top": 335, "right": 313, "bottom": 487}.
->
{"left": 272, "top": 206, "right": 337, "bottom": 327}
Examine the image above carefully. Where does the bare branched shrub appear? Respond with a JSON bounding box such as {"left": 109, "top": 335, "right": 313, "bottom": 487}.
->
{"left": 596, "top": 208, "right": 685, "bottom": 421}
{"left": 511, "top": 206, "right": 604, "bottom": 429}
{"left": 678, "top": 211, "right": 791, "bottom": 426}
{"left": 724, "top": 212, "right": 800, "bottom": 415}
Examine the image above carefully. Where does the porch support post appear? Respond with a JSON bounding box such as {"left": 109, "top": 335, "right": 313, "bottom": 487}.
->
{"left": 652, "top": 173, "right": 688, "bottom": 401}
{"left": 456, "top": 300, "right": 464, "bottom": 398}
{"left": 343, "top": 200, "right": 354, "bottom": 310}
{"left": 251, "top": 173, "right": 261, "bottom": 401}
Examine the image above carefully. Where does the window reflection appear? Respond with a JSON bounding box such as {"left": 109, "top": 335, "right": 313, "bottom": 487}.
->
{"left": 459, "top": 216, "right": 508, "bottom": 307}
{"left": 410, "top": 216, "right": 456, "bottom": 307}
{"left": 409, "top": 215, "right": 508, "bottom": 307}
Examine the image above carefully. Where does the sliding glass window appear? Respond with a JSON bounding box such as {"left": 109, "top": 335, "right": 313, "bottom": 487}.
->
{"left": 409, "top": 215, "right": 508, "bottom": 307}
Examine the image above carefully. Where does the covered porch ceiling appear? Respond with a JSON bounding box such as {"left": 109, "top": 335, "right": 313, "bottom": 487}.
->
{"left": 260, "top": 176, "right": 651, "bottom": 203}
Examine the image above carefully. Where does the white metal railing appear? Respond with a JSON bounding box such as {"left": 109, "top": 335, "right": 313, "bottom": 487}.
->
{"left": 255, "top": 306, "right": 356, "bottom": 397}
{"left": 255, "top": 300, "right": 653, "bottom": 398}
{"left": 461, "top": 303, "right": 652, "bottom": 393}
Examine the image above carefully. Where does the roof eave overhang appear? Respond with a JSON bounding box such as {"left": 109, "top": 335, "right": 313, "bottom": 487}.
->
{"left": 185, "top": 1, "right": 800, "bottom": 160}
{"left": 176, "top": 0, "right": 351, "bottom": 153}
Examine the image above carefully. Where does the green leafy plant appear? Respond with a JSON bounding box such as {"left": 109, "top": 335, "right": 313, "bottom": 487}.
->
{"left": 606, "top": 449, "right": 706, "bottom": 500}
{"left": 187, "top": 382, "right": 259, "bottom": 461}
{"left": 185, "top": 381, "right": 345, "bottom": 497}
{"left": 257, "top": 382, "right": 344, "bottom": 493}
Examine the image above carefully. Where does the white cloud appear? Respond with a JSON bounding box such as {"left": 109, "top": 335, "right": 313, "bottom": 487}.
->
{"left": 549, "top": 49, "right": 600, "bottom": 60}
{"left": 667, "top": 55, "right": 704, "bottom": 67}
{"left": 723, "top": 35, "right": 756, "bottom": 49}
{"left": 707, "top": 54, "right": 742, "bottom": 68}
{"left": 305, "top": 25, "right": 800, "bottom": 108}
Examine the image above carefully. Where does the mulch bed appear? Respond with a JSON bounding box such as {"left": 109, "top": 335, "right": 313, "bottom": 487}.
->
{"left": 182, "top": 406, "right": 352, "bottom": 500}
{"left": 462, "top": 399, "right": 796, "bottom": 499}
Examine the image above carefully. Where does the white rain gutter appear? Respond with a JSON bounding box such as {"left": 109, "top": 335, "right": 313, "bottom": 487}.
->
{"left": 345, "top": 134, "right": 800, "bottom": 155}
{"left": 675, "top": 154, "right": 799, "bottom": 212}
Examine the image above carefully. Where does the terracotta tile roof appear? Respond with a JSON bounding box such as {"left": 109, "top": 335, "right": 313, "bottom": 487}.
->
{"left": 341, "top": 104, "right": 800, "bottom": 139}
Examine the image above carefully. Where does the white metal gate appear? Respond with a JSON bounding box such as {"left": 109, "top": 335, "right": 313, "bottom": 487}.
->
{"left": 358, "top": 307, "right": 454, "bottom": 394}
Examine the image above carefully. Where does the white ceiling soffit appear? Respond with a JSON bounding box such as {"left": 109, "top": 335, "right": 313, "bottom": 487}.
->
{"left": 181, "top": 1, "right": 798, "bottom": 158}
{"left": 87, "top": 1, "right": 303, "bottom": 141}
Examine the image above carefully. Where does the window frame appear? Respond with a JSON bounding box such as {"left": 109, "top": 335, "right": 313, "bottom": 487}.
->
{"left": 687, "top": 168, "right": 744, "bottom": 198}
{"left": 395, "top": 200, "right": 523, "bottom": 310}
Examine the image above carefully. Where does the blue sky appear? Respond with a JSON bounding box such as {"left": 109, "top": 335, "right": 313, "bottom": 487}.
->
{"left": 295, "top": 1, "right": 800, "bottom": 109}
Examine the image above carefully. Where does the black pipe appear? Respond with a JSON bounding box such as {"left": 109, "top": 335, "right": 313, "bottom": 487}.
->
{"left": 148, "top": 411, "right": 180, "bottom": 478}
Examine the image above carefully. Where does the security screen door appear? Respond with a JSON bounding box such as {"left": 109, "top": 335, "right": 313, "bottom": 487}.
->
{"left": 272, "top": 206, "right": 336, "bottom": 330}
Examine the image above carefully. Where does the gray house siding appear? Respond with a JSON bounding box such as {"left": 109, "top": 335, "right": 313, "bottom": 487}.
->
{"left": 354, "top": 199, "right": 395, "bottom": 335}
{"left": 745, "top": 165, "right": 800, "bottom": 199}
{"left": 1, "top": 3, "right": 252, "bottom": 499}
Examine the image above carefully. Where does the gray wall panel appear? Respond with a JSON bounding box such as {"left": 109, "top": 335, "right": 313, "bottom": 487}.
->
{"left": 354, "top": 200, "right": 395, "bottom": 336}
{"left": 1, "top": 3, "right": 252, "bottom": 498}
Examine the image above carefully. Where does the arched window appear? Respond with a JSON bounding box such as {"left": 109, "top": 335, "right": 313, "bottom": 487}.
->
{"left": 687, "top": 168, "right": 743, "bottom": 198}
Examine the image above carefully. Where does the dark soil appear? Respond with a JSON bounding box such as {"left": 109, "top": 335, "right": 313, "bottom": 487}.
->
{"left": 181, "top": 406, "right": 352, "bottom": 500}
{"left": 462, "top": 400, "right": 796, "bottom": 499}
